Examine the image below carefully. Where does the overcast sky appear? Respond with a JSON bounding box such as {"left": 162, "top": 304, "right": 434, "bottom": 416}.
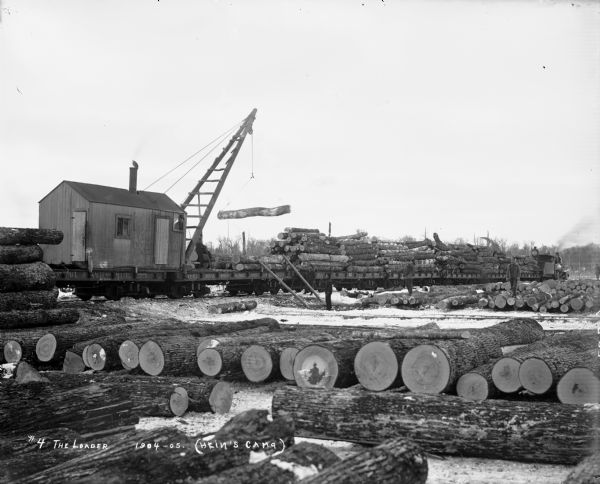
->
{"left": 1, "top": 0, "right": 599, "bottom": 248}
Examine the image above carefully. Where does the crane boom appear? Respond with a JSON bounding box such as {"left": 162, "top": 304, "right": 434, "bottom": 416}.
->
{"left": 182, "top": 108, "right": 257, "bottom": 265}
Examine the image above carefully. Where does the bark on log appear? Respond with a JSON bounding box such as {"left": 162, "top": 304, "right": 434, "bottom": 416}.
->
{"left": 139, "top": 336, "right": 202, "bottom": 377}
{"left": 0, "top": 381, "right": 140, "bottom": 434}
{"left": 0, "top": 426, "right": 132, "bottom": 483}
{"left": 519, "top": 347, "right": 600, "bottom": 396}
{"left": 21, "top": 410, "right": 294, "bottom": 484}
{"left": 0, "top": 308, "right": 79, "bottom": 330}
{"left": 217, "top": 205, "right": 291, "bottom": 219}
{"left": 492, "top": 331, "right": 595, "bottom": 393}
{"left": 0, "top": 288, "right": 58, "bottom": 312}
{"left": 0, "top": 227, "right": 63, "bottom": 246}
{"left": 271, "top": 386, "right": 600, "bottom": 465}
{"left": 40, "top": 372, "right": 234, "bottom": 415}
{"left": 0, "top": 262, "right": 56, "bottom": 292}
{"left": 208, "top": 300, "right": 258, "bottom": 314}
{"left": 401, "top": 318, "right": 545, "bottom": 394}
{"left": 196, "top": 442, "right": 340, "bottom": 484}
{"left": 118, "top": 319, "right": 280, "bottom": 371}
{"left": 301, "top": 438, "right": 428, "bottom": 484}
{"left": 0, "top": 244, "right": 43, "bottom": 264}
{"left": 561, "top": 452, "right": 600, "bottom": 484}
{"left": 1, "top": 322, "right": 139, "bottom": 365}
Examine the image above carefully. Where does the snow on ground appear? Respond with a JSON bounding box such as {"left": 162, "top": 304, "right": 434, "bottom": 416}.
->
{"left": 89, "top": 291, "right": 596, "bottom": 483}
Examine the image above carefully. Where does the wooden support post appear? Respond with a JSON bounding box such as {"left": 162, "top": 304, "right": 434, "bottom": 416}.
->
{"left": 282, "top": 255, "right": 323, "bottom": 303}
{"left": 258, "top": 260, "right": 309, "bottom": 308}
{"left": 242, "top": 231, "right": 246, "bottom": 255}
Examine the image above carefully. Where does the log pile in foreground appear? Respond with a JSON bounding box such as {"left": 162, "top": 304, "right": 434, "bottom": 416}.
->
{"left": 197, "top": 442, "right": 340, "bottom": 484}
{"left": 20, "top": 409, "right": 295, "bottom": 484}
{"left": 301, "top": 438, "right": 428, "bottom": 484}
{"left": 272, "top": 385, "right": 600, "bottom": 464}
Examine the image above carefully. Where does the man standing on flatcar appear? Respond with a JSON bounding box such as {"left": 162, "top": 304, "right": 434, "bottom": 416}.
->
{"left": 506, "top": 257, "right": 521, "bottom": 298}
{"left": 195, "top": 238, "right": 212, "bottom": 269}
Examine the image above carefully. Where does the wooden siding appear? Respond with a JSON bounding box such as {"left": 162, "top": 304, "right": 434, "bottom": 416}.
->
{"left": 39, "top": 182, "right": 184, "bottom": 268}
{"left": 87, "top": 203, "right": 183, "bottom": 268}
{"left": 39, "top": 182, "right": 90, "bottom": 264}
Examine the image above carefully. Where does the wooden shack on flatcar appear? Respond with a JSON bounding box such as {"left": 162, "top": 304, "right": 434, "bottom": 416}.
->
{"left": 39, "top": 163, "right": 186, "bottom": 269}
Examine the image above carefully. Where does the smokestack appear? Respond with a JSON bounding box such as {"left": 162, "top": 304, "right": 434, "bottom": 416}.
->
{"left": 129, "top": 161, "right": 138, "bottom": 194}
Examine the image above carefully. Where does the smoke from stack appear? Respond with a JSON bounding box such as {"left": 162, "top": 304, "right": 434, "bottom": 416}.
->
{"left": 557, "top": 214, "right": 600, "bottom": 250}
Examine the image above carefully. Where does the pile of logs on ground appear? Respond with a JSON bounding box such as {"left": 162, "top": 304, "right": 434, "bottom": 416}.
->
{"left": 478, "top": 278, "right": 600, "bottom": 313}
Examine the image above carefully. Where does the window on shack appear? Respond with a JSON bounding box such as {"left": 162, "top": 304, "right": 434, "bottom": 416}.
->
{"left": 115, "top": 216, "right": 131, "bottom": 238}
{"left": 173, "top": 213, "right": 184, "bottom": 232}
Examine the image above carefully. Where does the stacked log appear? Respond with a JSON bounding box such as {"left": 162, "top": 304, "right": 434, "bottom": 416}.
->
{"left": 491, "top": 331, "right": 595, "bottom": 394}
{"left": 272, "top": 385, "right": 600, "bottom": 464}
{"left": 208, "top": 300, "right": 258, "bottom": 314}
{"left": 400, "top": 318, "right": 544, "bottom": 394}
{"left": 39, "top": 371, "right": 234, "bottom": 415}
{"left": 480, "top": 279, "right": 600, "bottom": 313}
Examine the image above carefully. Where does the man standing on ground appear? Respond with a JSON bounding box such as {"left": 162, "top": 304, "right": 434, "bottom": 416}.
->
{"left": 595, "top": 263, "right": 600, "bottom": 281}
{"left": 506, "top": 257, "right": 521, "bottom": 298}
{"left": 325, "top": 276, "right": 333, "bottom": 311}
{"left": 405, "top": 261, "right": 415, "bottom": 296}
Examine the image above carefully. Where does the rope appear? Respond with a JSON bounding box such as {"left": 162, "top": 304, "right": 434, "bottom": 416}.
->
{"left": 163, "top": 123, "right": 241, "bottom": 194}
{"left": 250, "top": 133, "right": 255, "bottom": 179}
{"left": 142, "top": 118, "right": 244, "bottom": 191}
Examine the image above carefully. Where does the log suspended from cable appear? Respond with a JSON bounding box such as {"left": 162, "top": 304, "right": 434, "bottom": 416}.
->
{"left": 271, "top": 385, "right": 600, "bottom": 465}
{"left": 217, "top": 205, "right": 291, "bottom": 220}
{"left": 0, "top": 227, "right": 63, "bottom": 245}
{"left": 23, "top": 409, "right": 295, "bottom": 484}
{"left": 0, "top": 288, "right": 58, "bottom": 312}
{"left": 0, "top": 245, "right": 43, "bottom": 264}
{"left": 198, "top": 442, "right": 340, "bottom": 484}
{"left": 301, "top": 438, "right": 428, "bottom": 484}
{"left": 0, "top": 262, "right": 56, "bottom": 292}
{"left": 0, "top": 308, "right": 79, "bottom": 330}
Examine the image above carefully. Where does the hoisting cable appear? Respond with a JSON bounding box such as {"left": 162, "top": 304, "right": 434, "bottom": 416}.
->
{"left": 142, "top": 118, "right": 244, "bottom": 191}
{"left": 163, "top": 123, "right": 242, "bottom": 194}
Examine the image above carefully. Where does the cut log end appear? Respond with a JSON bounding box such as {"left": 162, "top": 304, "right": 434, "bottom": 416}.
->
{"left": 491, "top": 357, "right": 521, "bottom": 393}
{"left": 87, "top": 343, "right": 108, "bottom": 371}
{"left": 15, "top": 361, "right": 48, "bottom": 384}
{"left": 4, "top": 340, "right": 22, "bottom": 363}
{"left": 170, "top": 387, "right": 189, "bottom": 416}
{"left": 197, "top": 348, "right": 223, "bottom": 377}
{"left": 81, "top": 345, "right": 90, "bottom": 368}
{"left": 119, "top": 340, "right": 139, "bottom": 370}
{"left": 36, "top": 333, "right": 57, "bottom": 362}
{"left": 401, "top": 344, "right": 451, "bottom": 394}
{"left": 208, "top": 381, "right": 234, "bottom": 413}
{"left": 456, "top": 373, "right": 491, "bottom": 401}
{"left": 557, "top": 368, "right": 600, "bottom": 405}
{"left": 293, "top": 345, "right": 339, "bottom": 389}
{"left": 241, "top": 345, "right": 273, "bottom": 383}
{"left": 354, "top": 341, "right": 400, "bottom": 392}
{"left": 279, "top": 347, "right": 299, "bottom": 381}
{"left": 63, "top": 351, "right": 85, "bottom": 374}
{"left": 519, "top": 358, "right": 553, "bottom": 395}
{"left": 139, "top": 340, "right": 165, "bottom": 376}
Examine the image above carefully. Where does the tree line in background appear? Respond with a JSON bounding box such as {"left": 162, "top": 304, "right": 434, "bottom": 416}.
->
{"left": 206, "top": 233, "right": 600, "bottom": 278}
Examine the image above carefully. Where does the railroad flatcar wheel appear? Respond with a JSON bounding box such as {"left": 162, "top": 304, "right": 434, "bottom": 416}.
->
{"left": 228, "top": 288, "right": 239, "bottom": 296}
{"left": 105, "top": 286, "right": 121, "bottom": 301}
{"left": 76, "top": 291, "right": 92, "bottom": 301}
